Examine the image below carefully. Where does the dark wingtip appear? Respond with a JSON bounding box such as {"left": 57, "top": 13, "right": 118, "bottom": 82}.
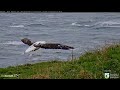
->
{"left": 62, "top": 45, "right": 74, "bottom": 50}
{"left": 69, "top": 46, "right": 74, "bottom": 49}
{"left": 71, "top": 47, "right": 74, "bottom": 49}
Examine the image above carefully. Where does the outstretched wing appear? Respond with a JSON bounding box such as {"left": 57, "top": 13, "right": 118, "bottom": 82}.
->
{"left": 34, "top": 43, "right": 74, "bottom": 50}
{"left": 25, "top": 44, "right": 40, "bottom": 53}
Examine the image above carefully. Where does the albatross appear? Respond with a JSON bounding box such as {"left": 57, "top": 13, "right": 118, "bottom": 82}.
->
{"left": 21, "top": 38, "right": 74, "bottom": 53}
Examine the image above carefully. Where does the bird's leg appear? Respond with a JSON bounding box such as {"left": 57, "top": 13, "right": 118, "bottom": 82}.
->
{"left": 71, "top": 49, "right": 74, "bottom": 60}
{"left": 27, "top": 53, "right": 33, "bottom": 63}
{"left": 29, "top": 53, "right": 33, "bottom": 57}
{"left": 21, "top": 52, "right": 25, "bottom": 55}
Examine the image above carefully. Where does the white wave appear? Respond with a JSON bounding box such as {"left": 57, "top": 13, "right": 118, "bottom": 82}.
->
{"left": 95, "top": 21, "right": 120, "bottom": 28}
{"left": 72, "top": 20, "right": 120, "bottom": 28}
{"left": 84, "top": 25, "right": 90, "bottom": 27}
{"left": 2, "top": 41, "right": 24, "bottom": 45}
{"left": 71, "top": 22, "right": 91, "bottom": 27}
{"left": 102, "top": 21, "right": 120, "bottom": 25}
{"left": 71, "top": 22, "right": 82, "bottom": 26}
{"left": 9, "top": 25, "right": 24, "bottom": 28}
{"left": 103, "top": 26, "right": 120, "bottom": 28}
{"left": 71, "top": 22, "right": 76, "bottom": 25}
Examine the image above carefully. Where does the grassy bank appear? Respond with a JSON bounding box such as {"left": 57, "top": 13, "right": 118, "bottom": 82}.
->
{"left": 0, "top": 44, "right": 120, "bottom": 79}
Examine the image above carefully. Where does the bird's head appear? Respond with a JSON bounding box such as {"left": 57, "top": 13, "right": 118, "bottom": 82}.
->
{"left": 21, "top": 38, "right": 33, "bottom": 46}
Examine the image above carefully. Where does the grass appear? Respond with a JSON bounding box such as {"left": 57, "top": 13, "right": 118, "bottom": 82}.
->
{"left": 0, "top": 43, "right": 120, "bottom": 79}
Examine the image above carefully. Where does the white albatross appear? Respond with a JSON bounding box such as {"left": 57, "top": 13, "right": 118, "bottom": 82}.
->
{"left": 21, "top": 38, "right": 74, "bottom": 53}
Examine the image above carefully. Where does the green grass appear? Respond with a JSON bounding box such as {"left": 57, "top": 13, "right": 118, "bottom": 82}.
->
{"left": 0, "top": 44, "right": 120, "bottom": 79}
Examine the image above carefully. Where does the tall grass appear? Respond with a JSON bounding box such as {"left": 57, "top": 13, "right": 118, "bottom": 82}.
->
{"left": 0, "top": 43, "right": 120, "bottom": 79}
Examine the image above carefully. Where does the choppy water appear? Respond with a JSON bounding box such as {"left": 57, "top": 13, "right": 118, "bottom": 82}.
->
{"left": 0, "top": 12, "right": 120, "bottom": 68}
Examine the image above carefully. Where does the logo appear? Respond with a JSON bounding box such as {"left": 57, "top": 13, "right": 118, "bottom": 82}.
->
{"left": 104, "top": 72, "right": 110, "bottom": 79}
{"left": 0, "top": 74, "right": 20, "bottom": 78}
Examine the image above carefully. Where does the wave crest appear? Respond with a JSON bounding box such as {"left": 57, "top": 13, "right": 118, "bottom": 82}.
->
{"left": 9, "top": 25, "right": 24, "bottom": 28}
{"left": 95, "top": 21, "right": 120, "bottom": 28}
{"left": 1, "top": 41, "right": 24, "bottom": 45}
{"left": 71, "top": 22, "right": 90, "bottom": 27}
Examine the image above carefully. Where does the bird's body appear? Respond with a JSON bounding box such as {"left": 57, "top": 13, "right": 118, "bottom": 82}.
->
{"left": 21, "top": 38, "right": 74, "bottom": 53}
